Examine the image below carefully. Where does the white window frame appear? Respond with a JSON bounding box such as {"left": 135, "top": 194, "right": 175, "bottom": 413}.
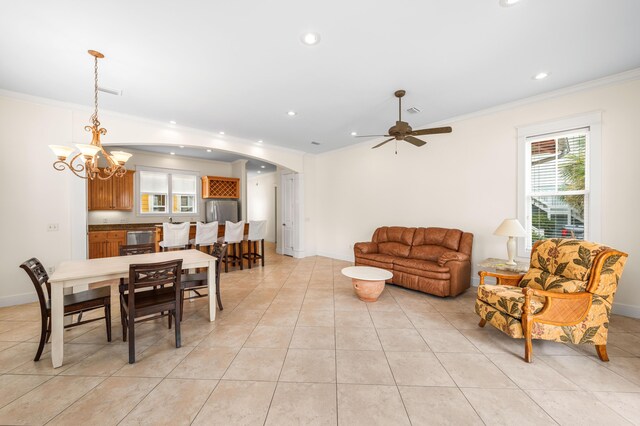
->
{"left": 137, "top": 166, "right": 200, "bottom": 216}
{"left": 517, "top": 112, "right": 602, "bottom": 258}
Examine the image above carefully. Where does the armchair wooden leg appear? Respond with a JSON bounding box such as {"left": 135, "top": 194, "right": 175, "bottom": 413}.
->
{"left": 596, "top": 345, "right": 609, "bottom": 362}
{"left": 478, "top": 318, "right": 487, "bottom": 328}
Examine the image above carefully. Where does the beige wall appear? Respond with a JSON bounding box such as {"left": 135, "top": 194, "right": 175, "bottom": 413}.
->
{"left": 247, "top": 172, "right": 278, "bottom": 243}
{"left": 311, "top": 78, "right": 640, "bottom": 317}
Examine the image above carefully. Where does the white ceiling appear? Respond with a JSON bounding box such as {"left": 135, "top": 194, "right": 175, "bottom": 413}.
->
{"left": 1, "top": 0, "right": 639, "bottom": 153}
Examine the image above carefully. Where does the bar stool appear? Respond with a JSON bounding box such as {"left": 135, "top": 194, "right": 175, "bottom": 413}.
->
{"left": 189, "top": 221, "right": 218, "bottom": 253}
{"left": 243, "top": 220, "right": 267, "bottom": 269}
{"left": 221, "top": 221, "right": 245, "bottom": 272}
{"left": 159, "top": 222, "right": 190, "bottom": 251}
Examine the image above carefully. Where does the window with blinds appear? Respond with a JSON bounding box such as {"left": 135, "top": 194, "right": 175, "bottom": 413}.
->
{"left": 138, "top": 169, "right": 198, "bottom": 215}
{"left": 525, "top": 129, "right": 589, "bottom": 248}
{"left": 171, "top": 174, "right": 197, "bottom": 213}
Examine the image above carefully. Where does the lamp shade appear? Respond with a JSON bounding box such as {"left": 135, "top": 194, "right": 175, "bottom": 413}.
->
{"left": 75, "top": 144, "right": 101, "bottom": 158}
{"left": 494, "top": 219, "right": 526, "bottom": 237}
{"left": 49, "top": 145, "right": 75, "bottom": 160}
{"left": 110, "top": 150, "right": 132, "bottom": 165}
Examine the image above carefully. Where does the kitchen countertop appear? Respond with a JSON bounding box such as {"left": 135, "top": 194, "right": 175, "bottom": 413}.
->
{"left": 88, "top": 223, "right": 160, "bottom": 232}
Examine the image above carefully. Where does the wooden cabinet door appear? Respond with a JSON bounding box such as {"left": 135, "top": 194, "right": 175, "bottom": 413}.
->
{"left": 88, "top": 231, "right": 126, "bottom": 259}
{"left": 87, "top": 169, "right": 134, "bottom": 211}
{"left": 88, "top": 177, "right": 113, "bottom": 210}
{"left": 112, "top": 171, "right": 134, "bottom": 210}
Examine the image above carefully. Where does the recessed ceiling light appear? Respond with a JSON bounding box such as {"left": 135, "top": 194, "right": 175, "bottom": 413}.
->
{"left": 287, "top": 111, "right": 297, "bottom": 116}
{"left": 206, "top": 149, "right": 212, "bottom": 152}
{"left": 257, "top": 140, "right": 263, "bottom": 144}
{"left": 179, "top": 145, "right": 184, "bottom": 148}
{"left": 533, "top": 72, "right": 549, "bottom": 80}
{"left": 169, "top": 120, "right": 176, "bottom": 125}
{"left": 219, "top": 131, "right": 225, "bottom": 135}
{"left": 350, "top": 131, "right": 357, "bottom": 136}
{"left": 499, "top": 0, "right": 521, "bottom": 6}
{"left": 257, "top": 171, "right": 261, "bottom": 174}
{"left": 170, "top": 152, "right": 175, "bottom": 155}
{"left": 301, "top": 32, "right": 320, "bottom": 45}
{"left": 261, "top": 165, "right": 265, "bottom": 169}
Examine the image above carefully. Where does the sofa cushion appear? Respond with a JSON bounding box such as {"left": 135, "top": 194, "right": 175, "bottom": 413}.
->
{"left": 373, "top": 226, "right": 416, "bottom": 246}
{"left": 518, "top": 268, "right": 587, "bottom": 294}
{"left": 413, "top": 228, "right": 463, "bottom": 251}
{"left": 393, "top": 258, "right": 451, "bottom": 280}
{"left": 408, "top": 244, "right": 449, "bottom": 262}
{"left": 355, "top": 253, "right": 396, "bottom": 270}
{"left": 477, "top": 284, "right": 545, "bottom": 319}
{"left": 529, "top": 239, "right": 609, "bottom": 282}
{"left": 378, "top": 242, "right": 411, "bottom": 257}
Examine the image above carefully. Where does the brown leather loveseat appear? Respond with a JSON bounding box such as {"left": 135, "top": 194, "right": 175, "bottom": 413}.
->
{"left": 354, "top": 226, "right": 473, "bottom": 297}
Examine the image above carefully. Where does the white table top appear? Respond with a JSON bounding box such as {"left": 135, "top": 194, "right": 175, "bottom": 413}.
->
{"left": 341, "top": 266, "right": 393, "bottom": 281}
{"left": 49, "top": 249, "right": 215, "bottom": 283}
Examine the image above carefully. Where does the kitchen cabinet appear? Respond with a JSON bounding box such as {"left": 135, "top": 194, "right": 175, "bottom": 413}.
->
{"left": 88, "top": 231, "right": 127, "bottom": 259}
{"left": 88, "top": 169, "right": 135, "bottom": 210}
{"left": 201, "top": 176, "right": 240, "bottom": 199}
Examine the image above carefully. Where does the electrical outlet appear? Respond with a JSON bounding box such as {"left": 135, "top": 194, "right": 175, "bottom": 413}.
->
{"left": 47, "top": 223, "right": 59, "bottom": 232}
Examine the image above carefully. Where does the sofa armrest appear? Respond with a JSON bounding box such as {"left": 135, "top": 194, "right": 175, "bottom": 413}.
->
{"left": 354, "top": 242, "right": 378, "bottom": 255}
{"left": 437, "top": 251, "right": 469, "bottom": 266}
{"left": 478, "top": 270, "right": 524, "bottom": 286}
{"left": 523, "top": 287, "right": 592, "bottom": 325}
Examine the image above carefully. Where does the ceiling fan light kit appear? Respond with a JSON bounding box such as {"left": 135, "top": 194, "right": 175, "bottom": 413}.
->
{"left": 361, "top": 89, "right": 452, "bottom": 152}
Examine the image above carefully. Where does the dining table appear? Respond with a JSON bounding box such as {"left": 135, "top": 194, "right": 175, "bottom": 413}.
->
{"left": 48, "top": 249, "right": 217, "bottom": 368}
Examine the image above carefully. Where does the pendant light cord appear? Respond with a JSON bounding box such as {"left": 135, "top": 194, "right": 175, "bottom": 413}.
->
{"left": 90, "top": 55, "right": 100, "bottom": 128}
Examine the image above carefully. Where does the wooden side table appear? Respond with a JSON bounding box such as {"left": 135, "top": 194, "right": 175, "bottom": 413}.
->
{"left": 477, "top": 258, "right": 528, "bottom": 286}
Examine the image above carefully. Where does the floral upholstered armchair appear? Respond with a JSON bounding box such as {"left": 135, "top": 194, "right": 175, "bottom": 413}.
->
{"left": 475, "top": 239, "right": 628, "bottom": 362}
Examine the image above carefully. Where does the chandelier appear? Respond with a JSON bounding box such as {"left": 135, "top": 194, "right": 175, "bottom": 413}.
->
{"left": 49, "top": 50, "right": 131, "bottom": 180}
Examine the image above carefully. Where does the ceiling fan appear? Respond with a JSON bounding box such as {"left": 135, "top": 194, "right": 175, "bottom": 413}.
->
{"left": 358, "top": 90, "right": 452, "bottom": 150}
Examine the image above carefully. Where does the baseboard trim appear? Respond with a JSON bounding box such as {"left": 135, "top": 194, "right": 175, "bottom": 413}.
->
{"left": 315, "top": 251, "right": 353, "bottom": 263}
{"left": 0, "top": 292, "right": 37, "bottom": 308}
{"left": 612, "top": 302, "right": 640, "bottom": 319}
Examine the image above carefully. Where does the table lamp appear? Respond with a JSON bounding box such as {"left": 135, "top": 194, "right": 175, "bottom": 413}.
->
{"left": 494, "top": 219, "right": 526, "bottom": 265}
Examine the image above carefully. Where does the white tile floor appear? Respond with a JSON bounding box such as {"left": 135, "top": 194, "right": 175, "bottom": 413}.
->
{"left": 1, "top": 244, "right": 640, "bottom": 425}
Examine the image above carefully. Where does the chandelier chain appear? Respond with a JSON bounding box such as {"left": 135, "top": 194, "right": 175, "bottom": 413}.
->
{"left": 90, "top": 55, "right": 100, "bottom": 128}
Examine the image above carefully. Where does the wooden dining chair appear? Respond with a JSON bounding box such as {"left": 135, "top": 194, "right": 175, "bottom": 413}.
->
{"left": 221, "top": 221, "right": 245, "bottom": 272}
{"left": 180, "top": 242, "right": 228, "bottom": 319}
{"left": 120, "top": 259, "right": 183, "bottom": 363}
{"left": 119, "top": 243, "right": 156, "bottom": 256}
{"left": 20, "top": 257, "right": 111, "bottom": 362}
{"left": 243, "top": 220, "right": 267, "bottom": 269}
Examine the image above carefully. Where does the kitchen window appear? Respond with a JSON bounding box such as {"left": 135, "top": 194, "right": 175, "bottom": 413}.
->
{"left": 517, "top": 113, "right": 601, "bottom": 256}
{"left": 138, "top": 168, "right": 198, "bottom": 215}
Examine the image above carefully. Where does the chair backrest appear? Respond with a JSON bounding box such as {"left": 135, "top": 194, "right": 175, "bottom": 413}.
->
{"left": 162, "top": 222, "right": 190, "bottom": 248}
{"left": 224, "top": 221, "right": 245, "bottom": 243}
{"left": 211, "top": 242, "right": 229, "bottom": 276}
{"left": 127, "top": 259, "right": 183, "bottom": 313}
{"left": 119, "top": 243, "right": 156, "bottom": 256}
{"left": 520, "top": 239, "right": 628, "bottom": 296}
{"left": 19, "top": 258, "right": 51, "bottom": 309}
{"left": 248, "top": 220, "right": 267, "bottom": 241}
{"left": 195, "top": 221, "right": 218, "bottom": 245}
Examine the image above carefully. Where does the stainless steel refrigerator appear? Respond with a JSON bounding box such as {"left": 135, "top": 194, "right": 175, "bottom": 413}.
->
{"left": 205, "top": 200, "right": 239, "bottom": 223}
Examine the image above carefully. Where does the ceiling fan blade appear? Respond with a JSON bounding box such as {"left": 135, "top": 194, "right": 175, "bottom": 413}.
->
{"left": 404, "top": 136, "right": 427, "bottom": 147}
{"left": 371, "top": 138, "right": 395, "bottom": 149}
{"left": 356, "top": 134, "right": 390, "bottom": 138}
{"left": 411, "top": 126, "right": 453, "bottom": 136}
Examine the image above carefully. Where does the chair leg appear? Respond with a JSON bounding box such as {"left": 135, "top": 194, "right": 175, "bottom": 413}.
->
{"left": 174, "top": 310, "right": 181, "bottom": 348}
{"left": 35, "top": 313, "right": 48, "bottom": 362}
{"left": 128, "top": 318, "right": 136, "bottom": 364}
{"left": 45, "top": 316, "right": 52, "bottom": 343}
{"left": 239, "top": 242, "right": 244, "bottom": 270}
{"left": 261, "top": 239, "right": 265, "bottom": 267}
{"left": 180, "top": 290, "right": 185, "bottom": 322}
{"left": 168, "top": 310, "right": 172, "bottom": 329}
{"left": 478, "top": 318, "right": 487, "bottom": 328}
{"left": 247, "top": 241, "right": 252, "bottom": 270}
{"left": 120, "top": 303, "right": 127, "bottom": 342}
{"left": 105, "top": 302, "right": 112, "bottom": 343}
{"left": 224, "top": 251, "right": 229, "bottom": 273}
{"left": 216, "top": 275, "right": 224, "bottom": 311}
{"left": 596, "top": 344, "right": 609, "bottom": 362}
